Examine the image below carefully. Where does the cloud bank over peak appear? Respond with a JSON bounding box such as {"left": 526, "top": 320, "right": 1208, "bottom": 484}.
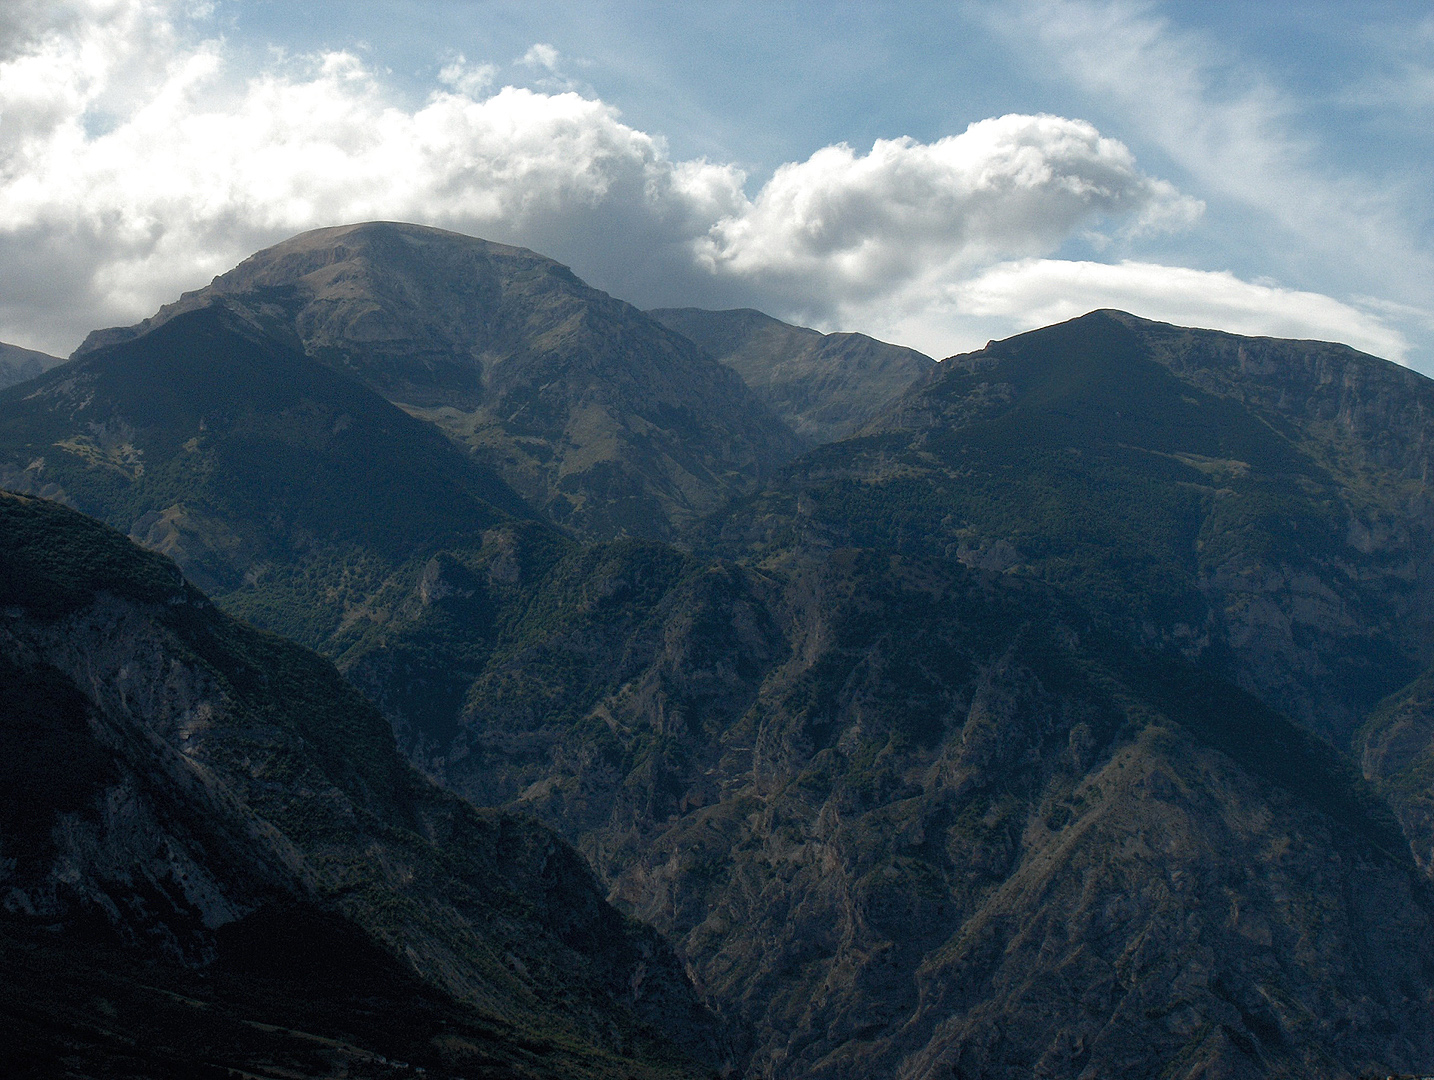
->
{"left": 0, "top": 0, "right": 1410, "bottom": 366}
{"left": 697, "top": 115, "right": 1202, "bottom": 313}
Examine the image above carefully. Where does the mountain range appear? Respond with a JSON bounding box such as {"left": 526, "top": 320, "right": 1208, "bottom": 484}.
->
{"left": 4, "top": 221, "right": 1434, "bottom": 1079}
{"left": 0, "top": 341, "right": 63, "bottom": 391}
{"left": 709, "top": 310, "right": 1434, "bottom": 746}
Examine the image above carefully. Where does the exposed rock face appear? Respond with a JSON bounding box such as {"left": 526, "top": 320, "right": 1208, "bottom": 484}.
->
{"left": 78, "top": 222, "right": 804, "bottom": 541}
{"left": 355, "top": 536, "right": 1434, "bottom": 1080}
{"left": 0, "top": 340, "right": 63, "bottom": 390}
{"left": 1359, "top": 662, "right": 1434, "bottom": 874}
{"left": 647, "top": 307, "right": 935, "bottom": 445}
{"left": 0, "top": 643, "right": 294, "bottom": 966}
{"left": 291, "top": 307, "right": 1434, "bottom": 1079}
{"left": 715, "top": 310, "right": 1434, "bottom": 745}
{"left": 0, "top": 490, "right": 722, "bottom": 1079}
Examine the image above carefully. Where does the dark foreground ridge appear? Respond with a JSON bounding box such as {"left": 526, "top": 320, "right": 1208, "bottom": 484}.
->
{"left": 0, "top": 490, "right": 724, "bottom": 1079}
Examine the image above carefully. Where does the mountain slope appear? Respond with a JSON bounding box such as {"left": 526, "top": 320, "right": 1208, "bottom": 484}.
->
{"left": 0, "top": 341, "right": 63, "bottom": 390}
{"left": 311, "top": 310, "right": 1434, "bottom": 1079}
{"left": 79, "top": 222, "right": 804, "bottom": 541}
{"left": 340, "top": 526, "right": 1434, "bottom": 1080}
{"left": 709, "top": 310, "right": 1434, "bottom": 744}
{"left": 1359, "top": 661, "right": 1434, "bottom": 874}
{"left": 647, "top": 306, "right": 934, "bottom": 444}
{"left": 0, "top": 301, "right": 533, "bottom": 648}
{"left": 0, "top": 489, "right": 722, "bottom": 1079}
{"left": 24, "top": 259, "right": 1434, "bottom": 1080}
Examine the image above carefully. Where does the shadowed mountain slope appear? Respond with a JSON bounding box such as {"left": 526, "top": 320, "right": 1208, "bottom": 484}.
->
{"left": 0, "top": 489, "right": 722, "bottom": 1079}
{"left": 708, "top": 310, "right": 1434, "bottom": 745}
{"left": 0, "top": 341, "right": 63, "bottom": 390}
{"left": 0, "top": 302, "right": 534, "bottom": 648}
{"left": 78, "top": 222, "right": 804, "bottom": 541}
{"left": 1360, "top": 660, "right": 1434, "bottom": 875}
{"left": 647, "top": 306, "right": 934, "bottom": 444}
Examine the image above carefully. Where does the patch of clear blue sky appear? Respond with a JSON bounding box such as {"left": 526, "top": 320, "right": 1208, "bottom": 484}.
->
{"left": 215, "top": 0, "right": 1434, "bottom": 365}
{"left": 222, "top": 2, "right": 1026, "bottom": 170}
{"left": 219, "top": 1, "right": 1428, "bottom": 178}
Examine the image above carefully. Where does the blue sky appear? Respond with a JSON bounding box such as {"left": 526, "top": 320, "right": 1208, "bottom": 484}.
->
{"left": 2, "top": 1, "right": 1431, "bottom": 371}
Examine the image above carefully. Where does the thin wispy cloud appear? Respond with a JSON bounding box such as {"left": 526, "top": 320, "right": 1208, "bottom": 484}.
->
{"left": 952, "top": 259, "right": 1410, "bottom": 361}
{"left": 982, "top": 0, "right": 1432, "bottom": 357}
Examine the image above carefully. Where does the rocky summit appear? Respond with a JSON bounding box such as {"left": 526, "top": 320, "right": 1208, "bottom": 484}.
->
{"left": 78, "top": 222, "right": 804, "bottom": 542}
{"left": 6, "top": 224, "right": 1434, "bottom": 1079}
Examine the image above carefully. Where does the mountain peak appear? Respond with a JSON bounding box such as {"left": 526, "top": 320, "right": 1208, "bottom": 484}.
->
{"left": 75, "top": 222, "right": 585, "bottom": 367}
{"left": 75, "top": 222, "right": 804, "bottom": 542}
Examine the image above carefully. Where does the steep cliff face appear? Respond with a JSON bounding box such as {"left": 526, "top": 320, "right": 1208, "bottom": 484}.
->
{"left": 0, "top": 490, "right": 721, "bottom": 1079}
{"left": 715, "top": 310, "right": 1434, "bottom": 745}
{"left": 77, "top": 222, "right": 804, "bottom": 541}
{"left": 647, "top": 307, "right": 935, "bottom": 445}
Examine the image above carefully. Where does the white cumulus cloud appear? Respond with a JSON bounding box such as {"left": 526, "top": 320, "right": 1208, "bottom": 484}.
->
{"left": 949, "top": 259, "right": 1410, "bottom": 361}
{"left": 0, "top": 0, "right": 1409, "bottom": 368}
{"left": 695, "top": 114, "right": 1202, "bottom": 318}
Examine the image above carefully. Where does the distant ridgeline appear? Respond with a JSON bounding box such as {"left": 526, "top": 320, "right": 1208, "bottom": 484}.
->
{"left": 4, "top": 222, "right": 1434, "bottom": 1079}
{"left": 0, "top": 341, "right": 63, "bottom": 391}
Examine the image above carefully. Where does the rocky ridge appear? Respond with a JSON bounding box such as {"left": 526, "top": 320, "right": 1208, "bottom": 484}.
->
{"left": 647, "top": 307, "right": 935, "bottom": 445}
{"left": 710, "top": 310, "right": 1434, "bottom": 745}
